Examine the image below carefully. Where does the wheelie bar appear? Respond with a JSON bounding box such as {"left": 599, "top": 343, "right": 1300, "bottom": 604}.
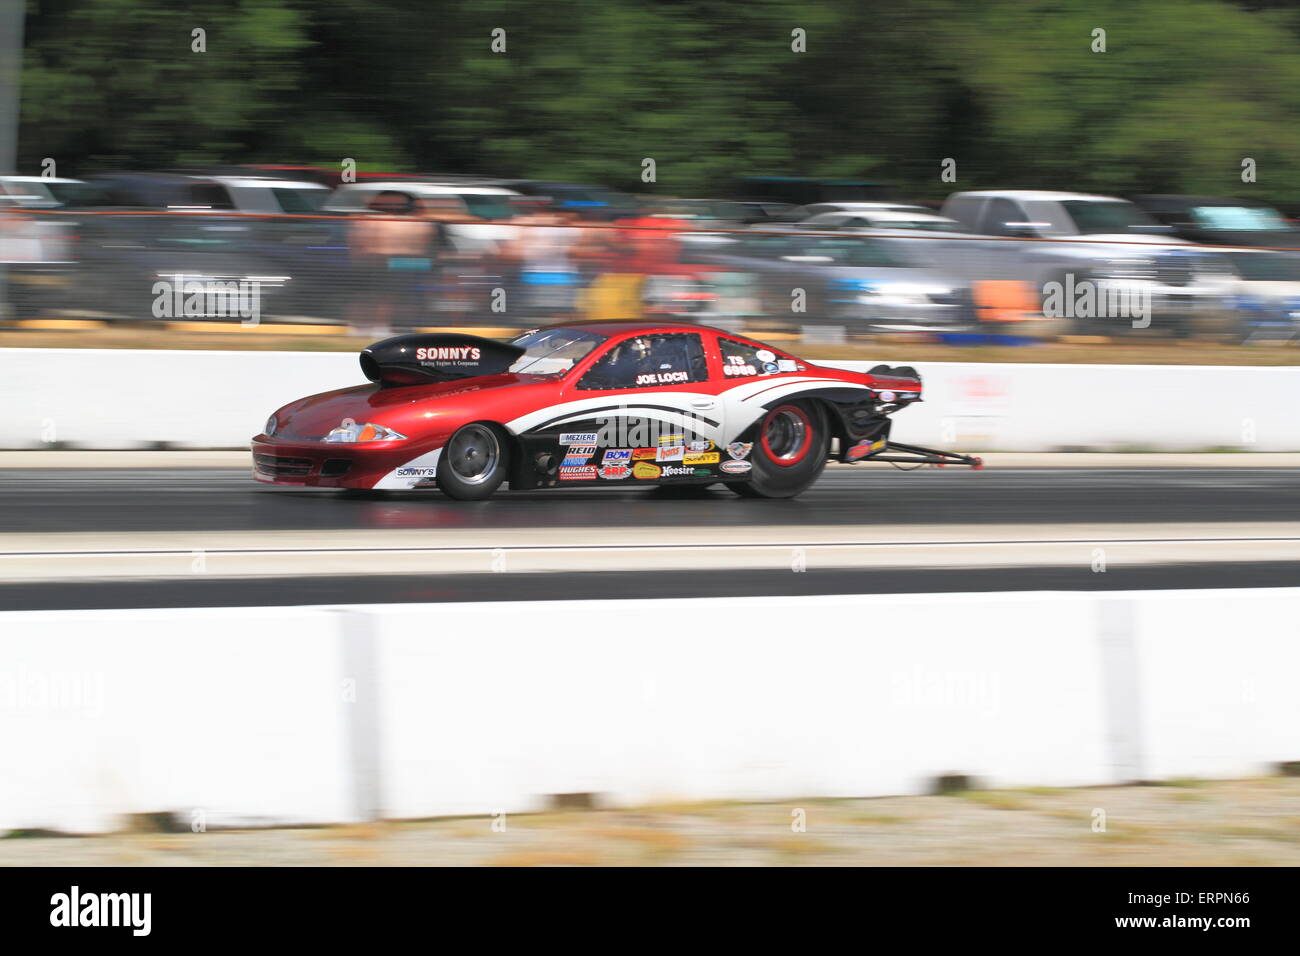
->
{"left": 854, "top": 441, "right": 984, "bottom": 469}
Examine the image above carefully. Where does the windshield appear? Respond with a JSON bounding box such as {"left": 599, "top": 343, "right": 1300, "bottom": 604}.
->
{"left": 461, "top": 194, "right": 516, "bottom": 220}
{"left": 1061, "top": 201, "right": 1158, "bottom": 235}
{"left": 1192, "top": 206, "right": 1289, "bottom": 232}
{"left": 793, "top": 236, "right": 909, "bottom": 267}
{"left": 1230, "top": 252, "right": 1300, "bottom": 281}
{"left": 867, "top": 216, "right": 960, "bottom": 232}
{"left": 272, "top": 187, "right": 327, "bottom": 214}
{"left": 509, "top": 327, "right": 607, "bottom": 376}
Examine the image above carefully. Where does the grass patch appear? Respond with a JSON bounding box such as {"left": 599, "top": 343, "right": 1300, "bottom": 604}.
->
{"left": 954, "top": 790, "right": 1028, "bottom": 811}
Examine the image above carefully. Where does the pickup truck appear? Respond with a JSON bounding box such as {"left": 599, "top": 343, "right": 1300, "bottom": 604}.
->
{"left": 935, "top": 190, "right": 1238, "bottom": 335}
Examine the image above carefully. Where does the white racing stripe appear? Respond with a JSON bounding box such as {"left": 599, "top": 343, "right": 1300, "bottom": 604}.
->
{"left": 3, "top": 522, "right": 1298, "bottom": 582}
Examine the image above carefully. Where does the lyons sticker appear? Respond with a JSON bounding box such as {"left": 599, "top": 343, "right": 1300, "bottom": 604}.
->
{"left": 726, "top": 442, "right": 753, "bottom": 460}
{"left": 721, "top": 460, "right": 752, "bottom": 474}
{"left": 631, "top": 448, "right": 658, "bottom": 461}
{"left": 632, "top": 462, "right": 661, "bottom": 479}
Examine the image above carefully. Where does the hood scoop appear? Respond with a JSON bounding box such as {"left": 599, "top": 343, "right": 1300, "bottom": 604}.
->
{"left": 360, "top": 334, "right": 526, "bottom": 387}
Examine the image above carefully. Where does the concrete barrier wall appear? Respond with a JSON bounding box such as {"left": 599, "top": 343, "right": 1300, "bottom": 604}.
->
{"left": 2, "top": 589, "right": 1296, "bottom": 834}
{"left": 1, "top": 347, "right": 1298, "bottom": 450}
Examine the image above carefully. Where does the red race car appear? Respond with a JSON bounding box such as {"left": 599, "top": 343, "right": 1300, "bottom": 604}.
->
{"left": 251, "top": 321, "right": 981, "bottom": 500}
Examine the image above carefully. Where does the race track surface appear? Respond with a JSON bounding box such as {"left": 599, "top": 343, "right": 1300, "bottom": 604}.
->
{"left": 4, "top": 465, "right": 1297, "bottom": 608}
{"left": 3, "top": 466, "right": 1298, "bottom": 534}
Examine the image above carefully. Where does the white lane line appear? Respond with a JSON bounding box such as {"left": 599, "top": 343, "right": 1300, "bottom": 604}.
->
{"left": 3, "top": 534, "right": 1299, "bottom": 582}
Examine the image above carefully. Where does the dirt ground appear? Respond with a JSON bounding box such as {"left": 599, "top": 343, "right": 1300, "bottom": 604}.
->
{"left": 3, "top": 325, "right": 1300, "bottom": 365}
{"left": 4, "top": 777, "right": 1298, "bottom": 867}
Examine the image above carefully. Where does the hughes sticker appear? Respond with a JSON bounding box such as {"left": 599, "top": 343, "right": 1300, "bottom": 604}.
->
{"left": 559, "top": 465, "right": 598, "bottom": 480}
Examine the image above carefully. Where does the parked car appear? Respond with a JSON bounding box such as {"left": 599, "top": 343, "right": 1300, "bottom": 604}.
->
{"left": 1218, "top": 249, "right": 1300, "bottom": 342}
{"left": 0, "top": 176, "right": 115, "bottom": 210}
{"left": 1131, "top": 195, "right": 1300, "bottom": 251}
{"left": 687, "top": 227, "right": 976, "bottom": 332}
{"left": 799, "top": 209, "right": 965, "bottom": 233}
{"left": 791, "top": 201, "right": 938, "bottom": 221}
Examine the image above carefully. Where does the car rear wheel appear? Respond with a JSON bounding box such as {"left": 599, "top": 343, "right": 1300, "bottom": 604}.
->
{"left": 437, "top": 423, "right": 509, "bottom": 500}
{"left": 729, "top": 400, "right": 829, "bottom": 499}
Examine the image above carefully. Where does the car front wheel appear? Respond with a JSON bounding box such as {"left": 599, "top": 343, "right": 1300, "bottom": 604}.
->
{"left": 437, "top": 423, "right": 509, "bottom": 500}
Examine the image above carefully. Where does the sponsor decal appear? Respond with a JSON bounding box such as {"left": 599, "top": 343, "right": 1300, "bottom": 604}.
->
{"left": 395, "top": 466, "right": 437, "bottom": 477}
{"left": 635, "top": 371, "right": 690, "bottom": 386}
{"left": 726, "top": 441, "right": 753, "bottom": 461}
{"left": 631, "top": 447, "right": 658, "bottom": 461}
{"left": 776, "top": 359, "right": 797, "bottom": 372}
{"left": 847, "top": 438, "right": 887, "bottom": 461}
{"left": 688, "top": 439, "right": 715, "bottom": 452}
{"left": 599, "top": 464, "right": 630, "bottom": 480}
{"left": 559, "top": 465, "right": 598, "bottom": 480}
{"left": 720, "top": 460, "right": 752, "bottom": 474}
{"left": 632, "top": 462, "right": 662, "bottom": 479}
{"left": 877, "top": 390, "right": 896, "bottom": 403}
{"left": 560, "top": 432, "right": 599, "bottom": 445}
{"left": 659, "top": 464, "right": 711, "bottom": 478}
{"left": 562, "top": 446, "right": 596, "bottom": 466}
{"left": 601, "top": 448, "right": 633, "bottom": 464}
{"left": 415, "top": 345, "right": 481, "bottom": 361}
{"left": 755, "top": 348, "right": 776, "bottom": 363}
{"left": 763, "top": 362, "right": 779, "bottom": 374}
{"left": 656, "top": 445, "right": 685, "bottom": 462}
{"left": 683, "top": 451, "right": 719, "bottom": 465}
{"left": 597, "top": 417, "right": 709, "bottom": 449}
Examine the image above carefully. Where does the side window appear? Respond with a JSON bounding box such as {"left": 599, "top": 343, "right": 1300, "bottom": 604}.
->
{"left": 187, "top": 183, "right": 235, "bottom": 210}
{"left": 981, "top": 198, "right": 1029, "bottom": 237}
{"left": 741, "top": 234, "right": 790, "bottom": 259}
{"left": 577, "top": 333, "right": 708, "bottom": 390}
{"left": 717, "top": 337, "right": 801, "bottom": 379}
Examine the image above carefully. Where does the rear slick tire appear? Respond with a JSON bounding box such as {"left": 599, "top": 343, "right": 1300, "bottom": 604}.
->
{"left": 729, "top": 400, "right": 829, "bottom": 499}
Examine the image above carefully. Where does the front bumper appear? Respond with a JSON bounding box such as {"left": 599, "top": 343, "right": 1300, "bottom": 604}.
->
{"left": 250, "top": 435, "right": 432, "bottom": 489}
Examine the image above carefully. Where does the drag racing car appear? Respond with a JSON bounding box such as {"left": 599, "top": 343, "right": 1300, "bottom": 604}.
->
{"left": 251, "top": 321, "right": 981, "bottom": 499}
